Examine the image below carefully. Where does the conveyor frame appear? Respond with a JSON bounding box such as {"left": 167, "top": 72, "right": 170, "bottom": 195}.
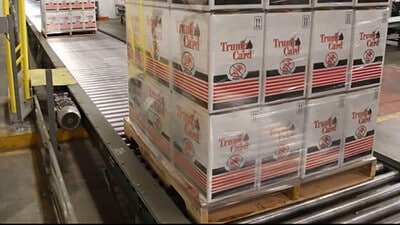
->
{"left": 26, "top": 14, "right": 190, "bottom": 223}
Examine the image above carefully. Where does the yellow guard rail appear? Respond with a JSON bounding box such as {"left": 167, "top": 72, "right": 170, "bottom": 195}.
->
{"left": 3, "top": 0, "right": 31, "bottom": 114}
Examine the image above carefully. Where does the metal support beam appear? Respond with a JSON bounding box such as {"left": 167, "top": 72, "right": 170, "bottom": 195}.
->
{"left": 67, "top": 84, "right": 190, "bottom": 223}
{"left": 0, "top": 16, "right": 8, "bottom": 33}
{"left": 45, "top": 69, "right": 59, "bottom": 151}
{"left": 33, "top": 94, "right": 77, "bottom": 223}
{"left": 7, "top": 12, "right": 22, "bottom": 122}
{"left": 2, "top": 0, "right": 33, "bottom": 125}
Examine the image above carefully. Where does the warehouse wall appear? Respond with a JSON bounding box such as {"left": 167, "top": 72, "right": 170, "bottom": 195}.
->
{"left": 98, "top": 0, "right": 120, "bottom": 19}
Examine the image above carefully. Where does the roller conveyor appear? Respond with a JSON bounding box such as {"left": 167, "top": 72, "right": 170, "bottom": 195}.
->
{"left": 25, "top": 0, "right": 129, "bottom": 134}
{"left": 375, "top": 212, "right": 400, "bottom": 223}
{"left": 46, "top": 37, "right": 129, "bottom": 133}
{"left": 330, "top": 195, "right": 400, "bottom": 224}
{"left": 23, "top": 0, "right": 400, "bottom": 223}
{"left": 235, "top": 168, "right": 400, "bottom": 224}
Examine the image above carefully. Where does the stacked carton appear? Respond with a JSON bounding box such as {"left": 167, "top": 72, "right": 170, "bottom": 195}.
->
{"left": 172, "top": 93, "right": 260, "bottom": 201}
{"left": 302, "top": 3, "right": 388, "bottom": 178}
{"left": 343, "top": 87, "right": 380, "bottom": 165}
{"left": 41, "top": 0, "right": 97, "bottom": 36}
{"left": 170, "top": 10, "right": 264, "bottom": 112}
{"left": 339, "top": 5, "right": 388, "bottom": 169}
{"left": 303, "top": 94, "right": 345, "bottom": 177}
{"left": 307, "top": 9, "right": 352, "bottom": 98}
{"left": 349, "top": 8, "right": 389, "bottom": 90}
{"left": 126, "top": 0, "right": 389, "bottom": 205}
{"left": 259, "top": 101, "right": 305, "bottom": 186}
{"left": 127, "top": 1, "right": 267, "bottom": 204}
{"left": 263, "top": 11, "right": 311, "bottom": 103}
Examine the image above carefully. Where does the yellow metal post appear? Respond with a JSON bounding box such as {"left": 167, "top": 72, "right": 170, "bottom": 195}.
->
{"left": 18, "top": 0, "right": 30, "bottom": 100}
{"left": 3, "top": 0, "right": 17, "bottom": 114}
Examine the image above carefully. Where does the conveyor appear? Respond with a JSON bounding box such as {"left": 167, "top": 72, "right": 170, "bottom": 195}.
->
{"left": 23, "top": 0, "right": 400, "bottom": 223}
{"left": 26, "top": 0, "right": 128, "bottom": 137}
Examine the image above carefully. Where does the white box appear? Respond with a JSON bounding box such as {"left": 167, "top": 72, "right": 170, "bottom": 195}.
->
{"left": 308, "top": 10, "right": 353, "bottom": 98}
{"left": 70, "top": 0, "right": 83, "bottom": 9}
{"left": 142, "top": 74, "right": 173, "bottom": 161}
{"left": 45, "top": 11, "right": 59, "bottom": 32}
{"left": 57, "top": 0, "right": 71, "bottom": 10}
{"left": 45, "top": 0, "right": 58, "bottom": 10}
{"left": 171, "top": 10, "right": 264, "bottom": 113}
{"left": 265, "top": 0, "right": 311, "bottom": 9}
{"left": 303, "top": 94, "right": 345, "bottom": 177}
{"left": 83, "top": 0, "right": 96, "bottom": 9}
{"left": 354, "top": 0, "right": 389, "bottom": 7}
{"left": 172, "top": 93, "right": 260, "bottom": 203}
{"left": 83, "top": 9, "right": 96, "bottom": 29}
{"left": 127, "top": 5, "right": 170, "bottom": 88}
{"left": 349, "top": 8, "right": 389, "bottom": 91}
{"left": 342, "top": 87, "right": 380, "bottom": 165}
{"left": 128, "top": 64, "right": 148, "bottom": 134}
{"left": 258, "top": 100, "right": 305, "bottom": 187}
{"left": 263, "top": 12, "right": 311, "bottom": 104}
{"left": 71, "top": 10, "right": 84, "bottom": 30}
{"left": 128, "top": 64, "right": 173, "bottom": 161}
{"left": 171, "top": 0, "right": 263, "bottom": 11}
{"left": 312, "top": 0, "right": 353, "bottom": 8}
{"left": 57, "top": 11, "right": 71, "bottom": 31}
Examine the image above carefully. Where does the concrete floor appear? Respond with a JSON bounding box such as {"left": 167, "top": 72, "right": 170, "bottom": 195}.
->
{"left": 0, "top": 1, "right": 131, "bottom": 222}
{"left": 97, "top": 19, "right": 126, "bottom": 43}
{"left": 0, "top": 148, "right": 56, "bottom": 223}
{"left": 374, "top": 45, "right": 400, "bottom": 165}
{"left": 56, "top": 138, "right": 128, "bottom": 223}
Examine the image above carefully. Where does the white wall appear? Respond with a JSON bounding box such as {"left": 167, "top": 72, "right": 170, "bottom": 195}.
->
{"left": 0, "top": 0, "right": 3, "bottom": 16}
{"left": 98, "top": 0, "right": 119, "bottom": 19}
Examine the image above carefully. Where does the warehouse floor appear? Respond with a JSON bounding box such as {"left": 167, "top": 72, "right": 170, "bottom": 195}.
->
{"left": 0, "top": 0, "right": 400, "bottom": 222}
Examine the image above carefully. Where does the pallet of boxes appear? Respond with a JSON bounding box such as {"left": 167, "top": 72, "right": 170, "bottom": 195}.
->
{"left": 41, "top": 0, "right": 97, "bottom": 37}
{"left": 123, "top": 0, "right": 388, "bottom": 223}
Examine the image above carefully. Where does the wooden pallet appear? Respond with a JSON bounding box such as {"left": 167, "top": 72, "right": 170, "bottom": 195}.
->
{"left": 43, "top": 29, "right": 97, "bottom": 38}
{"left": 123, "top": 117, "right": 377, "bottom": 223}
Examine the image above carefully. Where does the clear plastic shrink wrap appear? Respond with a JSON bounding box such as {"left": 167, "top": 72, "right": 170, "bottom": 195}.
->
{"left": 125, "top": 0, "right": 386, "bottom": 206}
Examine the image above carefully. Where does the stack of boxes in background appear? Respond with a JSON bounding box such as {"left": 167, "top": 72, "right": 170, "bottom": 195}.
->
{"left": 126, "top": 0, "right": 389, "bottom": 205}
{"left": 41, "top": 0, "right": 97, "bottom": 36}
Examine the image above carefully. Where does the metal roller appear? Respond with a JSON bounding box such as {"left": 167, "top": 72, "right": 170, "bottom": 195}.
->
{"left": 375, "top": 212, "right": 400, "bottom": 224}
{"left": 234, "top": 169, "right": 399, "bottom": 224}
{"left": 285, "top": 181, "right": 400, "bottom": 224}
{"left": 330, "top": 194, "right": 400, "bottom": 224}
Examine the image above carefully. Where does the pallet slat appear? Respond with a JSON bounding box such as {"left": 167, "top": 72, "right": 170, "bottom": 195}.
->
{"left": 42, "top": 29, "right": 97, "bottom": 38}
{"left": 124, "top": 117, "right": 376, "bottom": 223}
